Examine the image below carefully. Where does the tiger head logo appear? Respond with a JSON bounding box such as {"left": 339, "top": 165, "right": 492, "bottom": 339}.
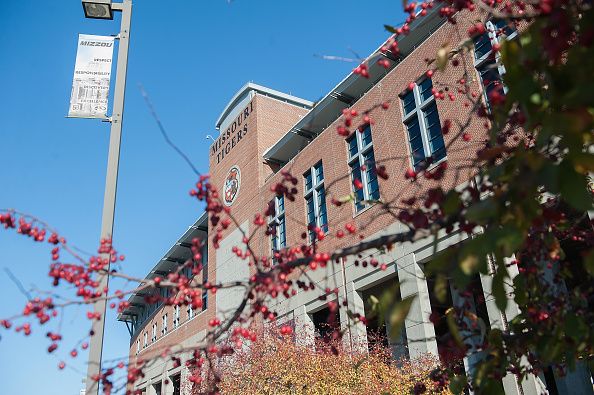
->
{"left": 223, "top": 166, "right": 241, "bottom": 206}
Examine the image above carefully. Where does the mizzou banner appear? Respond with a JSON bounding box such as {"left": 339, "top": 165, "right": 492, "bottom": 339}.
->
{"left": 68, "top": 34, "right": 114, "bottom": 119}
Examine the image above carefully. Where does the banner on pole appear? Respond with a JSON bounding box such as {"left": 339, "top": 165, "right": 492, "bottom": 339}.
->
{"left": 68, "top": 34, "right": 115, "bottom": 119}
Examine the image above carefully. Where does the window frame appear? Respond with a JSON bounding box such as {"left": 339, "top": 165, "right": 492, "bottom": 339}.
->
{"left": 400, "top": 78, "right": 446, "bottom": 171}
{"left": 269, "top": 194, "right": 287, "bottom": 255}
{"left": 187, "top": 302, "right": 194, "bottom": 321}
{"left": 161, "top": 313, "right": 168, "bottom": 335}
{"left": 173, "top": 305, "right": 180, "bottom": 329}
{"left": 201, "top": 243, "right": 208, "bottom": 310}
{"left": 151, "top": 322, "right": 157, "bottom": 342}
{"left": 304, "top": 161, "right": 329, "bottom": 242}
{"left": 473, "top": 20, "right": 518, "bottom": 107}
{"left": 346, "top": 125, "right": 380, "bottom": 213}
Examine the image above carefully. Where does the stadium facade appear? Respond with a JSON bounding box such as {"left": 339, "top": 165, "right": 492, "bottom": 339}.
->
{"left": 118, "top": 7, "right": 593, "bottom": 395}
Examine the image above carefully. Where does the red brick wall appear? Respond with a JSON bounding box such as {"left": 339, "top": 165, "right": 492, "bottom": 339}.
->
{"left": 261, "top": 12, "right": 486, "bottom": 259}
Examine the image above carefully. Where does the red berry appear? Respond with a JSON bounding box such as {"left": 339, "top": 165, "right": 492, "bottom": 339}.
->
{"left": 405, "top": 169, "right": 416, "bottom": 179}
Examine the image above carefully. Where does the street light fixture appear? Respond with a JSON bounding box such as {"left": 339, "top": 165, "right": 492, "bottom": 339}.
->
{"left": 81, "top": 1, "right": 132, "bottom": 395}
{"left": 82, "top": 0, "right": 114, "bottom": 20}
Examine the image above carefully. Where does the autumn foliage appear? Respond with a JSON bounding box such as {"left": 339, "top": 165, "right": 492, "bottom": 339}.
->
{"left": 206, "top": 328, "right": 451, "bottom": 395}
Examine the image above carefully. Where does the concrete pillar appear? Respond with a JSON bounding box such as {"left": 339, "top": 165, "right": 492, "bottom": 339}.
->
{"left": 480, "top": 256, "right": 547, "bottom": 395}
{"left": 397, "top": 253, "right": 439, "bottom": 359}
{"left": 163, "top": 375, "right": 173, "bottom": 395}
{"left": 539, "top": 260, "right": 593, "bottom": 395}
{"left": 181, "top": 366, "right": 190, "bottom": 395}
{"left": 293, "top": 305, "right": 315, "bottom": 348}
{"left": 341, "top": 281, "right": 368, "bottom": 353}
{"left": 450, "top": 283, "right": 484, "bottom": 392}
{"left": 384, "top": 303, "right": 409, "bottom": 361}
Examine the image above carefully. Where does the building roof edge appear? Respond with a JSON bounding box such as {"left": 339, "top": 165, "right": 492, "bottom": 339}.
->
{"left": 215, "top": 82, "right": 314, "bottom": 130}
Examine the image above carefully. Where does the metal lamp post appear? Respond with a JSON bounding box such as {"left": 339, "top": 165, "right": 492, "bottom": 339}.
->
{"left": 81, "top": 1, "right": 132, "bottom": 394}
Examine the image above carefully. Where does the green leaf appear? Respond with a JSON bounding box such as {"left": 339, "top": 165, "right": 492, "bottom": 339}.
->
{"left": 445, "top": 307, "right": 464, "bottom": 347}
{"left": 435, "top": 274, "right": 449, "bottom": 304}
{"left": 559, "top": 160, "right": 593, "bottom": 211}
{"left": 442, "top": 190, "right": 461, "bottom": 216}
{"left": 585, "top": 250, "right": 594, "bottom": 276}
{"left": 388, "top": 296, "right": 415, "bottom": 341}
{"left": 564, "top": 313, "right": 585, "bottom": 340}
{"left": 538, "top": 162, "right": 560, "bottom": 194}
{"left": 570, "top": 152, "right": 594, "bottom": 173}
{"left": 492, "top": 268, "right": 508, "bottom": 312}
{"left": 513, "top": 275, "right": 527, "bottom": 305}
{"left": 367, "top": 284, "right": 401, "bottom": 331}
{"left": 460, "top": 253, "right": 479, "bottom": 275}
{"left": 384, "top": 24, "right": 397, "bottom": 33}
{"left": 465, "top": 199, "right": 498, "bottom": 225}
{"left": 493, "top": 226, "right": 525, "bottom": 257}
{"left": 449, "top": 375, "right": 466, "bottom": 394}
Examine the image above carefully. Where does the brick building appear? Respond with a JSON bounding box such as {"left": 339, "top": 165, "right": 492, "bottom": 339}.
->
{"left": 118, "top": 6, "right": 593, "bottom": 395}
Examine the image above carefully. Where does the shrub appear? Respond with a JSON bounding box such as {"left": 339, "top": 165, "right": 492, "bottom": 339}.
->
{"left": 210, "top": 328, "right": 451, "bottom": 395}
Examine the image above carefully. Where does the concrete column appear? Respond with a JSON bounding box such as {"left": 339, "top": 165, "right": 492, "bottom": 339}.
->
{"left": 450, "top": 283, "right": 484, "bottom": 391}
{"left": 480, "top": 256, "right": 547, "bottom": 395}
{"left": 181, "top": 366, "right": 191, "bottom": 395}
{"left": 293, "top": 305, "right": 315, "bottom": 348}
{"left": 384, "top": 304, "right": 409, "bottom": 361}
{"left": 538, "top": 260, "right": 593, "bottom": 395}
{"left": 341, "top": 281, "right": 368, "bottom": 353}
{"left": 146, "top": 380, "right": 154, "bottom": 395}
{"left": 163, "top": 375, "right": 173, "bottom": 395}
{"left": 397, "top": 253, "right": 438, "bottom": 359}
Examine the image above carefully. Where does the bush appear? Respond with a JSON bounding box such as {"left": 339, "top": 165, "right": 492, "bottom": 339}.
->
{"left": 212, "top": 328, "right": 451, "bottom": 395}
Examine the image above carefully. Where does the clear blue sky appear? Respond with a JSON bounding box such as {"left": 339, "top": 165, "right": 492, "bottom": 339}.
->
{"left": 0, "top": 1, "right": 404, "bottom": 393}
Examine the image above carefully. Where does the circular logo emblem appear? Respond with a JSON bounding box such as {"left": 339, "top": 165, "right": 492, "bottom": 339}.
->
{"left": 223, "top": 165, "right": 241, "bottom": 206}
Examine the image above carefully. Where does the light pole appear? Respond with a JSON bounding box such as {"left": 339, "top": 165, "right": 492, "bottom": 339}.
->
{"left": 81, "top": 1, "right": 132, "bottom": 394}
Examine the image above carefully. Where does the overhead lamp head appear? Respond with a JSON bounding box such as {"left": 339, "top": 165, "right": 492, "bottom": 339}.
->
{"left": 82, "top": 0, "right": 113, "bottom": 20}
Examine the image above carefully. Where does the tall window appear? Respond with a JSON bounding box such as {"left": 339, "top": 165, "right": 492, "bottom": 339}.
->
{"left": 304, "top": 162, "right": 328, "bottom": 242}
{"left": 143, "top": 331, "right": 148, "bottom": 348}
{"left": 401, "top": 78, "right": 446, "bottom": 171}
{"left": 201, "top": 244, "right": 208, "bottom": 310}
{"left": 269, "top": 195, "right": 286, "bottom": 255}
{"left": 161, "top": 314, "right": 168, "bottom": 335}
{"left": 347, "top": 125, "right": 380, "bottom": 212}
{"left": 151, "top": 322, "right": 157, "bottom": 342}
{"left": 173, "top": 305, "right": 180, "bottom": 328}
{"left": 136, "top": 339, "right": 140, "bottom": 355}
{"left": 473, "top": 19, "right": 517, "bottom": 109}
{"left": 187, "top": 303, "right": 194, "bottom": 321}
